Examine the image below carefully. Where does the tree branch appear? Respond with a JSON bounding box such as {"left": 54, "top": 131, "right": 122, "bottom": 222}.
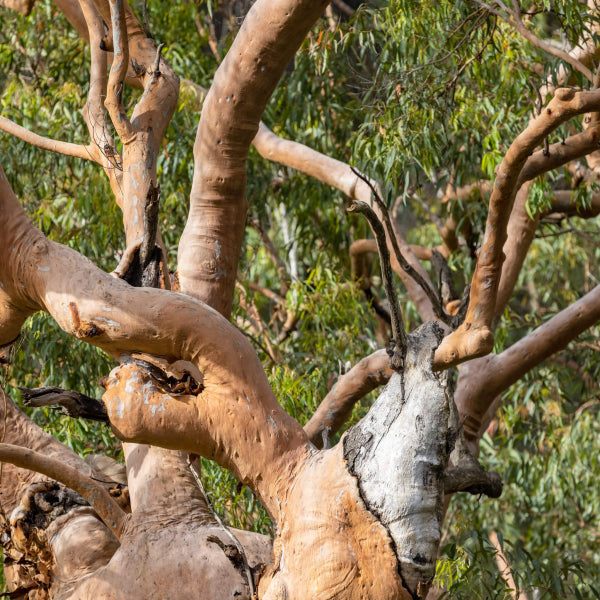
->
{"left": 78, "top": 0, "right": 124, "bottom": 201}
{"left": 351, "top": 168, "right": 450, "bottom": 325}
{"left": 304, "top": 349, "right": 392, "bottom": 447}
{"left": 455, "top": 283, "right": 600, "bottom": 444}
{"left": 178, "top": 0, "right": 329, "bottom": 318}
{"left": 0, "top": 443, "right": 127, "bottom": 539}
{"left": 346, "top": 199, "right": 407, "bottom": 369}
{"left": 105, "top": 0, "right": 135, "bottom": 142}
{"left": 0, "top": 116, "right": 94, "bottom": 161}
{"left": 0, "top": 166, "right": 311, "bottom": 521}
{"left": 434, "top": 87, "right": 600, "bottom": 370}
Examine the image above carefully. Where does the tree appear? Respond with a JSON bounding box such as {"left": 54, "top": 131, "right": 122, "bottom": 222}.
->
{"left": 0, "top": 0, "right": 599, "bottom": 598}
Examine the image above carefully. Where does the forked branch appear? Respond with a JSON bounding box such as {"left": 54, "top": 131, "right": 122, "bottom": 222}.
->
{"left": 434, "top": 87, "right": 600, "bottom": 370}
{"left": 351, "top": 168, "right": 451, "bottom": 325}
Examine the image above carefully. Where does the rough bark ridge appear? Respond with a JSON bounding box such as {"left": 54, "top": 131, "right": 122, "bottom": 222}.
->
{"left": 344, "top": 322, "right": 450, "bottom": 600}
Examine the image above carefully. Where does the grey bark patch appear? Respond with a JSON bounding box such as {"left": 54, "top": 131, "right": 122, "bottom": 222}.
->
{"left": 344, "top": 321, "right": 449, "bottom": 599}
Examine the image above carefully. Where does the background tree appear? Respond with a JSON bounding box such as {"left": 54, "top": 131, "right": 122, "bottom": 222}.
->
{"left": 0, "top": 1, "right": 599, "bottom": 599}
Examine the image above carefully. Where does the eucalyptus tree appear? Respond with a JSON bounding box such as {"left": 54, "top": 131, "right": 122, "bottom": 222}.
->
{"left": 0, "top": 1, "right": 599, "bottom": 599}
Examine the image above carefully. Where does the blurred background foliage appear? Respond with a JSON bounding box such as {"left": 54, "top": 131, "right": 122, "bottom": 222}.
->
{"left": 1, "top": 0, "right": 600, "bottom": 597}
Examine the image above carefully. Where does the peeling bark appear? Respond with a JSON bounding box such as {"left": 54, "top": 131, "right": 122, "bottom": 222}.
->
{"left": 344, "top": 322, "right": 449, "bottom": 599}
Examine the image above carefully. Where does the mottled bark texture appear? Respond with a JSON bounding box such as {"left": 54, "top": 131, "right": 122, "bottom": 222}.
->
{"left": 2, "top": 0, "right": 600, "bottom": 596}
{"left": 0, "top": 155, "right": 485, "bottom": 599}
{"left": 344, "top": 322, "right": 450, "bottom": 599}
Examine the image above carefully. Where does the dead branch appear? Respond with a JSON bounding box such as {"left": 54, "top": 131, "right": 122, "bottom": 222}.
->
{"left": 0, "top": 443, "right": 127, "bottom": 539}
{"left": 19, "top": 386, "right": 109, "bottom": 422}
{"left": 351, "top": 168, "right": 451, "bottom": 326}
{"left": 346, "top": 199, "right": 406, "bottom": 369}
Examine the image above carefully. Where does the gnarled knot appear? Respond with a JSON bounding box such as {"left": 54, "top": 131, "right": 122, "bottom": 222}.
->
{"left": 386, "top": 339, "right": 404, "bottom": 372}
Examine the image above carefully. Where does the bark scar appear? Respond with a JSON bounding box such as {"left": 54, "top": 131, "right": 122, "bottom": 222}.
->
{"left": 69, "top": 302, "right": 104, "bottom": 338}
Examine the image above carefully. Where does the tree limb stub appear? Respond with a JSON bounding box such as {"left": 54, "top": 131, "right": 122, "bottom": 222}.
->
{"left": 444, "top": 463, "right": 502, "bottom": 497}
{"left": 19, "top": 386, "right": 109, "bottom": 423}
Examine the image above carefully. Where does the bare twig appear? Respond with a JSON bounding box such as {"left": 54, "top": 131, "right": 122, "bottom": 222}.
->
{"left": 141, "top": 0, "right": 154, "bottom": 39}
{"left": 350, "top": 168, "right": 451, "bottom": 325}
{"left": 346, "top": 199, "right": 406, "bottom": 370}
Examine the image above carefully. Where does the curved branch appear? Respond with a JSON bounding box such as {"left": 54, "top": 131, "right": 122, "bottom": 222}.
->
{"left": 0, "top": 116, "right": 94, "bottom": 161}
{"left": 304, "top": 349, "right": 392, "bottom": 447}
{"left": 0, "top": 443, "right": 127, "bottom": 539}
{"left": 105, "top": 0, "right": 135, "bottom": 142}
{"left": 347, "top": 200, "right": 406, "bottom": 367}
{"left": 351, "top": 168, "right": 450, "bottom": 325}
{"left": 0, "top": 167, "right": 310, "bottom": 521}
{"left": 434, "top": 87, "right": 600, "bottom": 370}
{"left": 178, "top": 0, "right": 329, "bottom": 317}
{"left": 456, "top": 283, "right": 600, "bottom": 443}
{"left": 78, "top": 0, "right": 124, "bottom": 201}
